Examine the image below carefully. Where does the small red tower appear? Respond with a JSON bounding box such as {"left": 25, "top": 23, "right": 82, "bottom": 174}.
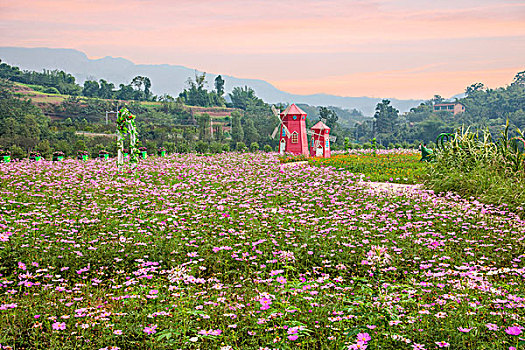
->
{"left": 310, "top": 121, "right": 331, "bottom": 158}
{"left": 278, "top": 104, "right": 309, "bottom": 156}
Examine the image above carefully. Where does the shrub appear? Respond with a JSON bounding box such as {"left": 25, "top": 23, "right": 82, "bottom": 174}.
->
{"left": 236, "top": 142, "right": 247, "bottom": 153}
{"left": 264, "top": 144, "right": 273, "bottom": 153}
{"left": 177, "top": 144, "right": 190, "bottom": 154}
{"left": 209, "top": 142, "right": 223, "bottom": 154}
{"left": 222, "top": 143, "right": 230, "bottom": 153}
{"left": 195, "top": 141, "right": 209, "bottom": 154}
{"left": 249, "top": 142, "right": 259, "bottom": 153}
{"left": 163, "top": 142, "right": 176, "bottom": 154}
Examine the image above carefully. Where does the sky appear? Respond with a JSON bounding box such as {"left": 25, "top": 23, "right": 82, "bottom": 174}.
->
{"left": 1, "top": 0, "right": 524, "bottom": 99}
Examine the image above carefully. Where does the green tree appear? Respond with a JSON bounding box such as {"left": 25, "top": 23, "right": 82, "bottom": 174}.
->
{"left": 373, "top": 99, "right": 399, "bottom": 136}
{"left": 465, "top": 83, "right": 485, "bottom": 96}
{"left": 214, "top": 75, "right": 225, "bottom": 96}
{"left": 82, "top": 80, "right": 100, "bottom": 97}
{"left": 231, "top": 111, "right": 244, "bottom": 143}
{"left": 244, "top": 118, "right": 259, "bottom": 144}
{"left": 319, "top": 107, "right": 339, "bottom": 129}
{"left": 512, "top": 71, "right": 525, "bottom": 86}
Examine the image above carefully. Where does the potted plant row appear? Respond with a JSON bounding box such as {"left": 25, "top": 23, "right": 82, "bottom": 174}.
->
{"left": 77, "top": 150, "right": 89, "bottom": 161}
{"left": 98, "top": 150, "right": 110, "bottom": 160}
{"left": 123, "top": 149, "right": 129, "bottom": 158}
{"left": 29, "top": 151, "right": 42, "bottom": 162}
{"left": 53, "top": 151, "right": 65, "bottom": 161}
{"left": 158, "top": 147, "right": 166, "bottom": 157}
{"left": 139, "top": 147, "right": 147, "bottom": 159}
{"left": 0, "top": 149, "right": 10, "bottom": 163}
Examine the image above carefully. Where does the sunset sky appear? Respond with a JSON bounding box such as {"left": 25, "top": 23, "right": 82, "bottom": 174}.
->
{"left": 1, "top": 0, "right": 524, "bottom": 99}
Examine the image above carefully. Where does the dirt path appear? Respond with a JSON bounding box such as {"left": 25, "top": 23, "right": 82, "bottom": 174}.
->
{"left": 358, "top": 181, "right": 424, "bottom": 194}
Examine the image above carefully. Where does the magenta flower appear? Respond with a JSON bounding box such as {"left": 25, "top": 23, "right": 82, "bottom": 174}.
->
{"left": 287, "top": 335, "right": 299, "bottom": 341}
{"left": 52, "top": 322, "right": 66, "bottom": 330}
{"left": 356, "top": 333, "right": 371, "bottom": 343}
{"left": 143, "top": 324, "right": 157, "bottom": 334}
{"left": 457, "top": 327, "right": 472, "bottom": 333}
{"left": 505, "top": 326, "right": 522, "bottom": 336}
{"left": 435, "top": 341, "right": 450, "bottom": 348}
{"left": 486, "top": 323, "right": 499, "bottom": 331}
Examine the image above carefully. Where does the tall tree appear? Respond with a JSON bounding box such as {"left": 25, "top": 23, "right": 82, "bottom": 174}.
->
{"left": 214, "top": 75, "right": 225, "bottom": 96}
{"left": 373, "top": 99, "right": 399, "bottom": 136}
{"left": 231, "top": 111, "right": 244, "bottom": 143}
{"left": 82, "top": 80, "right": 100, "bottom": 97}
{"left": 318, "top": 107, "right": 339, "bottom": 129}
{"left": 244, "top": 118, "right": 259, "bottom": 144}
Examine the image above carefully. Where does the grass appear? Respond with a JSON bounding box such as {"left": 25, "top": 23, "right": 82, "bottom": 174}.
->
{"left": 426, "top": 124, "right": 525, "bottom": 217}
{"left": 309, "top": 149, "right": 427, "bottom": 184}
{"left": 0, "top": 153, "right": 523, "bottom": 349}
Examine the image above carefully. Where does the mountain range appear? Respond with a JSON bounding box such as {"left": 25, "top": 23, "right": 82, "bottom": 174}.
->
{"left": 0, "top": 47, "right": 424, "bottom": 116}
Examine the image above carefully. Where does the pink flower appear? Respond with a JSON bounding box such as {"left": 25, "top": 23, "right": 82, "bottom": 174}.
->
{"left": 435, "top": 341, "right": 450, "bottom": 348}
{"left": 288, "top": 335, "right": 299, "bottom": 341}
{"left": 143, "top": 324, "right": 157, "bottom": 334}
{"left": 505, "top": 326, "right": 522, "bottom": 336}
{"left": 52, "top": 322, "right": 66, "bottom": 330}
{"left": 276, "top": 276, "right": 287, "bottom": 284}
{"left": 486, "top": 323, "right": 499, "bottom": 331}
{"left": 457, "top": 327, "right": 472, "bottom": 333}
{"left": 356, "top": 333, "right": 371, "bottom": 343}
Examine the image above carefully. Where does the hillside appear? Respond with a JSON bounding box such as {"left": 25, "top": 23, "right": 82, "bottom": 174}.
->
{"left": 0, "top": 47, "right": 423, "bottom": 116}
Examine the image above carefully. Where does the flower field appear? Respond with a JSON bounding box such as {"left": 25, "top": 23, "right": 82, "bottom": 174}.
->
{"left": 310, "top": 150, "right": 427, "bottom": 184}
{"left": 0, "top": 153, "right": 524, "bottom": 349}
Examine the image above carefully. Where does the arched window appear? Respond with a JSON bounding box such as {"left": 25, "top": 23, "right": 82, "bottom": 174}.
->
{"left": 291, "top": 131, "right": 298, "bottom": 143}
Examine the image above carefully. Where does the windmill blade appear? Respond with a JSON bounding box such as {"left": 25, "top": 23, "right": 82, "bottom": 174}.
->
{"left": 306, "top": 130, "right": 314, "bottom": 136}
{"left": 329, "top": 135, "right": 337, "bottom": 142}
{"left": 320, "top": 118, "right": 327, "bottom": 124}
{"left": 271, "top": 105, "right": 280, "bottom": 117}
{"left": 271, "top": 125, "right": 279, "bottom": 139}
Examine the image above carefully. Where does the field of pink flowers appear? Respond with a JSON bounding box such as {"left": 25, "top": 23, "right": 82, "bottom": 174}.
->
{"left": 0, "top": 153, "right": 524, "bottom": 350}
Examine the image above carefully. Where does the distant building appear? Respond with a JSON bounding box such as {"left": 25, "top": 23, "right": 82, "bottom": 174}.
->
{"left": 433, "top": 103, "right": 465, "bottom": 115}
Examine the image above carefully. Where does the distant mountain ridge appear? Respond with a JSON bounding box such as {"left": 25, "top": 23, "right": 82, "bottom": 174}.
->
{"left": 0, "top": 47, "right": 424, "bottom": 116}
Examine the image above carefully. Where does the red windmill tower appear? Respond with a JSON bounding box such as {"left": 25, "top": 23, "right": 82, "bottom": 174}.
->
{"left": 309, "top": 120, "right": 334, "bottom": 157}
{"left": 270, "top": 104, "right": 309, "bottom": 156}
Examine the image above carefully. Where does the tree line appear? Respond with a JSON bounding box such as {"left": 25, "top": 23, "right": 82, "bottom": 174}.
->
{"left": 351, "top": 71, "right": 525, "bottom": 148}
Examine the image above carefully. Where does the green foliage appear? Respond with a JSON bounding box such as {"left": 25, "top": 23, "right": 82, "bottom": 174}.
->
{"left": 194, "top": 140, "right": 209, "bottom": 154}
{"left": 178, "top": 72, "right": 223, "bottom": 107}
{"left": 318, "top": 106, "right": 339, "bottom": 129}
{"left": 231, "top": 111, "right": 244, "bottom": 143}
{"left": 8, "top": 144, "right": 26, "bottom": 159}
{"left": 249, "top": 142, "right": 259, "bottom": 152}
{"left": 177, "top": 143, "right": 190, "bottom": 154}
{"left": 373, "top": 99, "right": 399, "bottom": 135}
{"left": 264, "top": 144, "right": 273, "bottom": 153}
{"left": 426, "top": 122, "right": 525, "bottom": 216}
{"left": 0, "top": 62, "right": 81, "bottom": 95}
{"left": 209, "top": 141, "right": 223, "bottom": 154}
{"left": 236, "top": 141, "right": 247, "bottom": 152}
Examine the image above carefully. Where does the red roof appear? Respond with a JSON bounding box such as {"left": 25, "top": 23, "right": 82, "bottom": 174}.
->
{"left": 311, "top": 120, "right": 330, "bottom": 130}
{"left": 281, "top": 103, "right": 306, "bottom": 116}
